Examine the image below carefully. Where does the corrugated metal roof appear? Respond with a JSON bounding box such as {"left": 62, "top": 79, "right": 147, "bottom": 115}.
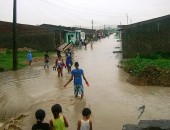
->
{"left": 118, "top": 14, "right": 170, "bottom": 30}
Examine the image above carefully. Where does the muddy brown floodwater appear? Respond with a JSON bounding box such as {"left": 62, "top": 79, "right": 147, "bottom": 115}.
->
{"left": 1, "top": 35, "right": 170, "bottom": 130}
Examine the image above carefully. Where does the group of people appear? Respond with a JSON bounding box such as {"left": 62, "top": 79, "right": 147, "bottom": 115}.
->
{"left": 74, "top": 39, "right": 88, "bottom": 49}
{"left": 27, "top": 49, "right": 89, "bottom": 99}
{"left": 53, "top": 49, "right": 73, "bottom": 77}
{"left": 36, "top": 49, "right": 73, "bottom": 77}
{"left": 53, "top": 48, "right": 90, "bottom": 99}
{"left": 27, "top": 50, "right": 50, "bottom": 67}
{"left": 32, "top": 104, "right": 92, "bottom": 130}
{"left": 29, "top": 48, "right": 91, "bottom": 129}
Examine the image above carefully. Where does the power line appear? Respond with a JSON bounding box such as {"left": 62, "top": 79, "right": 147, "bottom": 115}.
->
{"left": 41, "top": 0, "right": 124, "bottom": 18}
{"left": 16, "top": 0, "right": 124, "bottom": 27}
{"left": 54, "top": 0, "right": 123, "bottom": 15}
{"left": 31, "top": 0, "right": 83, "bottom": 26}
{"left": 37, "top": 0, "right": 125, "bottom": 27}
{"left": 38, "top": 0, "right": 95, "bottom": 27}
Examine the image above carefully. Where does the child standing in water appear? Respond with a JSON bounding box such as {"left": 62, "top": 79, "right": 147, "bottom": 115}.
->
{"left": 65, "top": 49, "right": 73, "bottom": 73}
{"left": 44, "top": 51, "right": 49, "bottom": 68}
{"left": 77, "top": 108, "right": 92, "bottom": 130}
{"left": 27, "top": 50, "right": 32, "bottom": 65}
{"left": 55, "top": 55, "right": 65, "bottom": 77}
{"left": 50, "top": 104, "right": 69, "bottom": 130}
{"left": 32, "top": 109, "right": 50, "bottom": 130}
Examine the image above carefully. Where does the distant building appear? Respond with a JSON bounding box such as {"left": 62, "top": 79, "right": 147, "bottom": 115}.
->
{"left": 65, "top": 31, "right": 77, "bottom": 44}
{"left": 0, "top": 21, "right": 96, "bottom": 50}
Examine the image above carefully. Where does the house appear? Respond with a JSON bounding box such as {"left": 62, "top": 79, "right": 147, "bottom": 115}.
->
{"left": 0, "top": 21, "right": 96, "bottom": 51}
{"left": 117, "top": 14, "right": 170, "bottom": 58}
{"left": 65, "top": 30, "right": 86, "bottom": 44}
{"left": 65, "top": 31, "right": 78, "bottom": 44}
{"left": 40, "top": 24, "right": 72, "bottom": 46}
{"left": 41, "top": 24, "right": 87, "bottom": 45}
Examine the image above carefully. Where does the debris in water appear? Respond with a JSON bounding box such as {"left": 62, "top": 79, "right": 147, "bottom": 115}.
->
{"left": 2, "top": 113, "right": 28, "bottom": 130}
{"left": 138, "top": 105, "right": 145, "bottom": 119}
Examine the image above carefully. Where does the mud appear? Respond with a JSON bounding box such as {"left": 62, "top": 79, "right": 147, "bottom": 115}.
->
{"left": 127, "top": 66, "right": 170, "bottom": 86}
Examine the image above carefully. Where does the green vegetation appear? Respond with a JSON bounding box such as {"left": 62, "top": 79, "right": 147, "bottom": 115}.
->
{"left": 121, "top": 53, "right": 170, "bottom": 76}
{"left": 0, "top": 49, "right": 53, "bottom": 71}
{"left": 121, "top": 53, "right": 170, "bottom": 86}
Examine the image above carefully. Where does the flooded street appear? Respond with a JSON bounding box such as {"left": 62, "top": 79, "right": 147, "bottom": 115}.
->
{"left": 1, "top": 35, "right": 170, "bottom": 130}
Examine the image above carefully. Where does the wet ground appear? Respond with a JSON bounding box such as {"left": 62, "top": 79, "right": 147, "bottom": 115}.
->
{"left": 0, "top": 35, "right": 170, "bottom": 130}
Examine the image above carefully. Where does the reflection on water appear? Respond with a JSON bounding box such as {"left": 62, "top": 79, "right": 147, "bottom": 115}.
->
{"left": 0, "top": 35, "right": 170, "bottom": 130}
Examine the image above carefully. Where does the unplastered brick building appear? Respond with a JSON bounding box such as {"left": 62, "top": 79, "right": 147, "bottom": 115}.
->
{"left": 118, "top": 14, "right": 170, "bottom": 58}
{"left": 0, "top": 21, "right": 55, "bottom": 51}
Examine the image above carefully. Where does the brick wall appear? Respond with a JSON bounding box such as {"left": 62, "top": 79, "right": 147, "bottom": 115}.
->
{"left": 0, "top": 21, "right": 59, "bottom": 51}
{"left": 121, "top": 16, "right": 170, "bottom": 58}
{"left": 0, "top": 32, "right": 56, "bottom": 51}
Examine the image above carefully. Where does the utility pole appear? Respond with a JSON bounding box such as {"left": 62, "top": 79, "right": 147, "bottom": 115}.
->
{"left": 104, "top": 25, "right": 105, "bottom": 37}
{"left": 92, "top": 20, "right": 93, "bottom": 30}
{"left": 13, "top": 0, "right": 18, "bottom": 70}
{"left": 126, "top": 13, "right": 128, "bottom": 25}
{"left": 92, "top": 20, "right": 94, "bottom": 40}
{"left": 53, "top": 31, "right": 56, "bottom": 46}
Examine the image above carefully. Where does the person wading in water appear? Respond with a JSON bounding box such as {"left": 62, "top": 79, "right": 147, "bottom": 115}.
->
{"left": 64, "top": 62, "right": 89, "bottom": 99}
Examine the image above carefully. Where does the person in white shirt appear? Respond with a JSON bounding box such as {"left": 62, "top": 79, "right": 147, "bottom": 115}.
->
{"left": 77, "top": 108, "right": 92, "bottom": 130}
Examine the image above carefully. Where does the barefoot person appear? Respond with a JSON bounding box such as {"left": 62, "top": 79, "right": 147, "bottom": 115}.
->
{"left": 64, "top": 62, "right": 89, "bottom": 99}
{"left": 56, "top": 55, "right": 65, "bottom": 77}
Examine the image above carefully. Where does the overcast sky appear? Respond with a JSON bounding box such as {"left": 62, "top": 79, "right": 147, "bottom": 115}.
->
{"left": 0, "top": 0, "right": 170, "bottom": 29}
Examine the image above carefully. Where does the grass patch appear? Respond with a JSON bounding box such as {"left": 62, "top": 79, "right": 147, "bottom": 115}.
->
{"left": 121, "top": 53, "right": 170, "bottom": 86}
{"left": 121, "top": 54, "right": 170, "bottom": 76}
{"left": 0, "top": 50, "right": 54, "bottom": 71}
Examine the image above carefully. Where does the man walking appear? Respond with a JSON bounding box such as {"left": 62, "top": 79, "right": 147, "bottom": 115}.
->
{"left": 64, "top": 62, "right": 89, "bottom": 99}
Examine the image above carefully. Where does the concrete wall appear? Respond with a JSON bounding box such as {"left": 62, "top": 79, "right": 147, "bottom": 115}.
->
{"left": 121, "top": 16, "right": 170, "bottom": 58}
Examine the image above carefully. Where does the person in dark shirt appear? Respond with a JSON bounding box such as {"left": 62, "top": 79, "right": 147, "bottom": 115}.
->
{"left": 44, "top": 51, "right": 49, "bottom": 68}
{"left": 32, "top": 109, "right": 50, "bottom": 130}
{"left": 65, "top": 49, "right": 73, "bottom": 73}
{"left": 56, "top": 49, "right": 61, "bottom": 57}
